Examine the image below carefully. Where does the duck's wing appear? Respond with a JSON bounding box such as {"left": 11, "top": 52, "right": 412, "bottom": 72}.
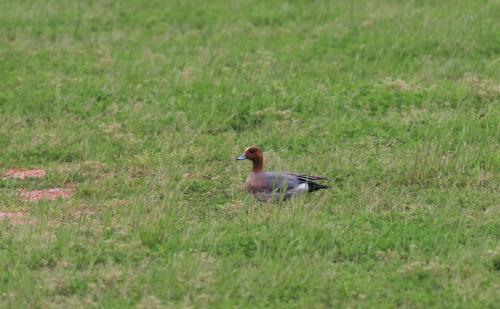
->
{"left": 283, "top": 173, "right": 328, "bottom": 182}
{"left": 251, "top": 172, "right": 300, "bottom": 193}
{"left": 259, "top": 172, "right": 327, "bottom": 193}
{"left": 248, "top": 172, "right": 328, "bottom": 202}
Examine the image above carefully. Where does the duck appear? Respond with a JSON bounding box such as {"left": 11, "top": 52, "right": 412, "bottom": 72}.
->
{"left": 235, "top": 146, "right": 329, "bottom": 202}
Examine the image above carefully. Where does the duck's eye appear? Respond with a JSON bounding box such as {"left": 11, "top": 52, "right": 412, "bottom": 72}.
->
{"left": 248, "top": 149, "right": 255, "bottom": 153}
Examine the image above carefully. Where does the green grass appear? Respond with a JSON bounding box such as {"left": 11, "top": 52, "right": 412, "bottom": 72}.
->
{"left": 1, "top": 0, "right": 499, "bottom": 307}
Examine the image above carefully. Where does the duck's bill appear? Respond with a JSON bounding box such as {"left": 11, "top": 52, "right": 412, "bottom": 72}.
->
{"left": 235, "top": 154, "right": 246, "bottom": 161}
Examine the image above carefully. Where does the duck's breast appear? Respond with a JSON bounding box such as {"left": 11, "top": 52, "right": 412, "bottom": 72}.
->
{"left": 245, "top": 172, "right": 266, "bottom": 193}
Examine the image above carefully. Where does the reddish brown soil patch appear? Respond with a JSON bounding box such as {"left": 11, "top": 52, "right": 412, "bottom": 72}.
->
{"left": 3, "top": 168, "right": 46, "bottom": 180}
{"left": 18, "top": 188, "right": 74, "bottom": 202}
{"left": 0, "top": 211, "right": 27, "bottom": 224}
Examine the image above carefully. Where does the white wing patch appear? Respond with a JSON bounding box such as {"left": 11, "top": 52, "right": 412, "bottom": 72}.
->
{"left": 290, "top": 183, "right": 309, "bottom": 195}
{"left": 297, "top": 183, "right": 309, "bottom": 191}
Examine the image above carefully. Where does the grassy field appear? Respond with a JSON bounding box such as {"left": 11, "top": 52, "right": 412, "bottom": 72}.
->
{"left": 1, "top": 0, "right": 499, "bottom": 307}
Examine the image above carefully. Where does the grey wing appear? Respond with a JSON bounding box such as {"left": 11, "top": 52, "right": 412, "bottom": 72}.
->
{"left": 260, "top": 172, "right": 303, "bottom": 193}
{"left": 284, "top": 172, "right": 327, "bottom": 181}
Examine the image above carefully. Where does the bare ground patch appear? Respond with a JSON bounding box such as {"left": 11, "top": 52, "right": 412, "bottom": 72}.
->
{"left": 3, "top": 168, "right": 46, "bottom": 180}
{"left": 18, "top": 188, "right": 74, "bottom": 202}
{"left": 0, "top": 211, "right": 30, "bottom": 224}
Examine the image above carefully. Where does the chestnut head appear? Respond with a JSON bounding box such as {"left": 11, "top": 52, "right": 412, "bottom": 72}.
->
{"left": 235, "top": 146, "right": 263, "bottom": 162}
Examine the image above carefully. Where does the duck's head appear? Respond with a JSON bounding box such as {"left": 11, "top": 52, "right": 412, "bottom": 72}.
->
{"left": 235, "top": 146, "right": 263, "bottom": 162}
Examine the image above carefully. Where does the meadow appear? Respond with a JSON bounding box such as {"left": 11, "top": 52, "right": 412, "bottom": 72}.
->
{"left": 0, "top": 0, "right": 499, "bottom": 307}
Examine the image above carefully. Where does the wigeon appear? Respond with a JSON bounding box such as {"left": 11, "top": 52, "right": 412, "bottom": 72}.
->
{"left": 236, "top": 146, "right": 329, "bottom": 202}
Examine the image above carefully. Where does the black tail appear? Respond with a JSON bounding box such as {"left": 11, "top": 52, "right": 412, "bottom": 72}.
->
{"left": 308, "top": 182, "right": 330, "bottom": 192}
